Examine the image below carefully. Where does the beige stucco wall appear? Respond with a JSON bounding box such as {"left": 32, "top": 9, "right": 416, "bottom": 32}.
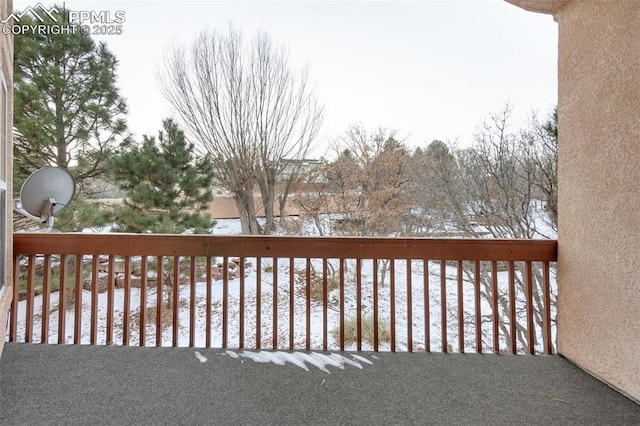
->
{"left": 0, "top": 0, "right": 14, "bottom": 357}
{"left": 555, "top": 0, "right": 640, "bottom": 402}
{"left": 509, "top": 0, "right": 640, "bottom": 402}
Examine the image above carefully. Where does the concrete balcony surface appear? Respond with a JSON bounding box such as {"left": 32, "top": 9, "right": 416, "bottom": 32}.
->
{"left": 1, "top": 343, "right": 639, "bottom": 425}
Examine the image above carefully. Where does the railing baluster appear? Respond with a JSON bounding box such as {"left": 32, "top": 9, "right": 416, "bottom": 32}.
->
{"left": 41, "top": 254, "right": 52, "bottom": 344}
{"left": 155, "top": 256, "right": 164, "bottom": 347}
{"left": 322, "top": 258, "right": 328, "bottom": 351}
{"left": 252, "top": 257, "right": 262, "bottom": 349}
{"left": 373, "top": 259, "right": 379, "bottom": 351}
{"left": 457, "top": 260, "right": 464, "bottom": 353}
{"left": 474, "top": 261, "right": 482, "bottom": 353}
{"left": 424, "top": 259, "right": 430, "bottom": 353}
{"left": 491, "top": 260, "right": 499, "bottom": 354}
{"left": 10, "top": 255, "right": 20, "bottom": 342}
{"left": 406, "top": 259, "right": 412, "bottom": 352}
{"left": 58, "top": 255, "right": 68, "bottom": 345}
{"left": 190, "top": 256, "right": 196, "bottom": 348}
{"left": 273, "top": 257, "right": 278, "bottom": 349}
{"left": 73, "top": 254, "right": 82, "bottom": 344}
{"left": 255, "top": 257, "right": 261, "bottom": 350}
{"left": 107, "top": 255, "right": 115, "bottom": 346}
{"left": 339, "top": 258, "right": 345, "bottom": 351}
{"left": 508, "top": 260, "right": 516, "bottom": 354}
{"left": 543, "top": 261, "right": 552, "bottom": 354}
{"left": 140, "top": 256, "right": 148, "bottom": 347}
{"left": 206, "top": 256, "right": 213, "bottom": 349}
{"left": 124, "top": 256, "right": 132, "bottom": 346}
{"left": 238, "top": 257, "right": 246, "bottom": 349}
{"left": 390, "top": 259, "right": 396, "bottom": 352}
{"left": 25, "top": 255, "right": 35, "bottom": 343}
{"left": 441, "top": 260, "right": 447, "bottom": 353}
{"left": 171, "top": 256, "right": 179, "bottom": 347}
{"left": 25, "top": 256, "right": 35, "bottom": 343}
{"left": 289, "top": 257, "right": 294, "bottom": 350}
{"left": 356, "top": 259, "right": 362, "bottom": 351}
{"left": 526, "top": 260, "right": 535, "bottom": 354}
{"left": 91, "top": 256, "right": 99, "bottom": 345}
{"left": 288, "top": 257, "right": 294, "bottom": 350}
{"left": 305, "top": 258, "right": 310, "bottom": 351}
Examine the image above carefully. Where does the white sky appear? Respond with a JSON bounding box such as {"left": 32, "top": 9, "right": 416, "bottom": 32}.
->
{"left": 13, "top": 0, "right": 559, "bottom": 156}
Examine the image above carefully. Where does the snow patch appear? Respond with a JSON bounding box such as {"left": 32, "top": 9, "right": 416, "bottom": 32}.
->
{"left": 224, "top": 350, "right": 239, "bottom": 359}
{"left": 350, "top": 354, "right": 374, "bottom": 365}
{"left": 222, "top": 350, "right": 373, "bottom": 372}
{"left": 194, "top": 351, "right": 208, "bottom": 363}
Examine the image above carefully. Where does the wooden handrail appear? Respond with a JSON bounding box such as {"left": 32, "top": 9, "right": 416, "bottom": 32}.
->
{"left": 13, "top": 233, "right": 557, "bottom": 261}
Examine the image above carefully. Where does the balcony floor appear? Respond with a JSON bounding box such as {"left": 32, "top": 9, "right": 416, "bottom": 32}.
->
{"left": 1, "top": 343, "right": 639, "bottom": 425}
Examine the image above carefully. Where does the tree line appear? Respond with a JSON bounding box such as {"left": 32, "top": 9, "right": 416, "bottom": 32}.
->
{"left": 293, "top": 105, "right": 557, "bottom": 242}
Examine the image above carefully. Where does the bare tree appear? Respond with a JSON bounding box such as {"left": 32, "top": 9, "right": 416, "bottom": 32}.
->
{"left": 158, "top": 27, "right": 323, "bottom": 234}
{"left": 522, "top": 107, "right": 558, "bottom": 234}
{"left": 433, "top": 105, "right": 558, "bottom": 352}
{"left": 291, "top": 162, "right": 334, "bottom": 236}
{"left": 325, "top": 126, "right": 414, "bottom": 238}
{"left": 456, "top": 107, "right": 539, "bottom": 239}
{"left": 406, "top": 140, "right": 462, "bottom": 236}
{"left": 322, "top": 125, "right": 415, "bottom": 284}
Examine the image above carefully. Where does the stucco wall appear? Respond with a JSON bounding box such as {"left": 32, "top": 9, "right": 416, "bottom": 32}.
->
{"left": 0, "top": 0, "right": 14, "bottom": 357}
{"left": 507, "top": 0, "right": 640, "bottom": 402}
{"left": 555, "top": 0, "right": 640, "bottom": 401}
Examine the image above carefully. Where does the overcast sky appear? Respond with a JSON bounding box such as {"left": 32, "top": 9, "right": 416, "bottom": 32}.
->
{"left": 14, "top": 0, "right": 559, "bottom": 156}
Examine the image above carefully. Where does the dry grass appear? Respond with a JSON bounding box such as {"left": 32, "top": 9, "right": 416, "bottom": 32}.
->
{"left": 332, "top": 314, "right": 391, "bottom": 346}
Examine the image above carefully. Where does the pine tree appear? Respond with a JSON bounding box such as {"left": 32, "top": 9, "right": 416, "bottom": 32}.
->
{"left": 110, "top": 119, "right": 215, "bottom": 234}
{"left": 13, "top": 6, "right": 129, "bottom": 190}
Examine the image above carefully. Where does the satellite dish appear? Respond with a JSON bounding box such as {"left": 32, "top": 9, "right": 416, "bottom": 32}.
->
{"left": 14, "top": 167, "right": 75, "bottom": 230}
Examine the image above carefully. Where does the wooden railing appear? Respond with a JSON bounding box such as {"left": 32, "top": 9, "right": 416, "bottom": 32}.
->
{"left": 11, "top": 233, "right": 557, "bottom": 354}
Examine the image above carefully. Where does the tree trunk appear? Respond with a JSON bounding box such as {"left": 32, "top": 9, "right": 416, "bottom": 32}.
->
{"left": 258, "top": 175, "right": 276, "bottom": 235}
{"left": 234, "top": 184, "right": 261, "bottom": 235}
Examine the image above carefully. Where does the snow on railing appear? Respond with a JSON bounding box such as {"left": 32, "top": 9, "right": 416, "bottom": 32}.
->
{"left": 11, "top": 234, "right": 557, "bottom": 354}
